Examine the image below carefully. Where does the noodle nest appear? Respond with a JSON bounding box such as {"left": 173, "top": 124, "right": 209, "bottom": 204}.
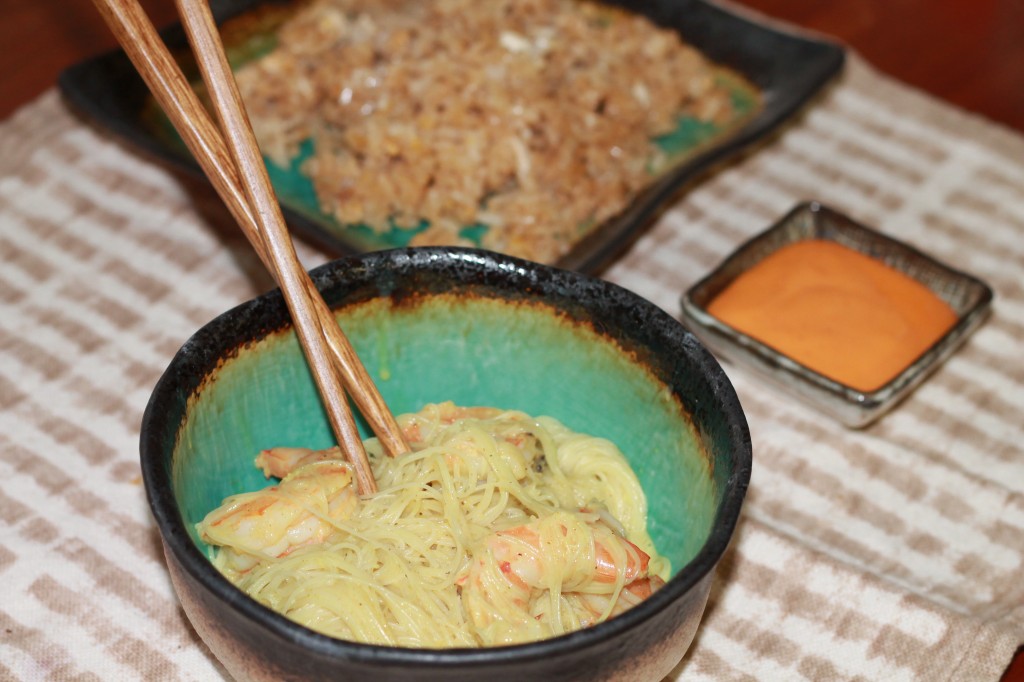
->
{"left": 197, "top": 403, "right": 668, "bottom": 648}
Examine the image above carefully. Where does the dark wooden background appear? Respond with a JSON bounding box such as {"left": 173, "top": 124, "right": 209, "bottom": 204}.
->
{"left": 1, "top": 0, "right": 1020, "bottom": 678}
{"left": 3, "top": 0, "right": 1024, "bottom": 131}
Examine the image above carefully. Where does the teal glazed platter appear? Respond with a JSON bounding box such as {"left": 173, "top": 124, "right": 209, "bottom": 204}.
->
{"left": 60, "top": 0, "right": 844, "bottom": 273}
{"left": 140, "top": 247, "right": 751, "bottom": 681}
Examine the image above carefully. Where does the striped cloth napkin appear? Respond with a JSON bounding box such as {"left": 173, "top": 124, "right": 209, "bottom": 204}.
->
{"left": 1, "top": 51, "right": 1022, "bottom": 680}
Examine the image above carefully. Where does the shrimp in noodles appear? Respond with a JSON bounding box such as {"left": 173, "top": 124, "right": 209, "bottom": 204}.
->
{"left": 198, "top": 460, "right": 357, "bottom": 576}
{"left": 197, "top": 402, "right": 668, "bottom": 647}
{"left": 461, "top": 510, "right": 660, "bottom": 644}
{"left": 255, "top": 445, "right": 343, "bottom": 479}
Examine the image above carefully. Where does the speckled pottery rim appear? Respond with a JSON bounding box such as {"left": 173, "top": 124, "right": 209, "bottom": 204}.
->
{"left": 141, "top": 247, "right": 751, "bottom": 678}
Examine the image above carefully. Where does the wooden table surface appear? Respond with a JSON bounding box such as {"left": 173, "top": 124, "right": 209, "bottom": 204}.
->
{"left": 1, "top": 1, "right": 1021, "bottom": 679}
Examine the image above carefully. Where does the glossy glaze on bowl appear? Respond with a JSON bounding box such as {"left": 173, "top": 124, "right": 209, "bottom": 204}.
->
{"left": 141, "top": 247, "right": 751, "bottom": 681}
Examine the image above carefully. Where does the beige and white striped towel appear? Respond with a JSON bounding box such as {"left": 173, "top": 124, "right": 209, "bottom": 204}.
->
{"left": 1, "top": 52, "right": 1022, "bottom": 680}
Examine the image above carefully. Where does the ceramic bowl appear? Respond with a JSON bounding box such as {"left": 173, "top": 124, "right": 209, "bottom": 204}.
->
{"left": 681, "top": 202, "right": 994, "bottom": 427}
{"left": 141, "top": 247, "right": 751, "bottom": 681}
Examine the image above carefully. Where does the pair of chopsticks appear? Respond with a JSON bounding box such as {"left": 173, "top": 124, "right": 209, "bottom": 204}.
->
{"left": 92, "top": 0, "right": 409, "bottom": 494}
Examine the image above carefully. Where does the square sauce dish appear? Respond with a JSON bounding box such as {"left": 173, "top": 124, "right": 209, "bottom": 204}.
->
{"left": 680, "top": 202, "right": 994, "bottom": 427}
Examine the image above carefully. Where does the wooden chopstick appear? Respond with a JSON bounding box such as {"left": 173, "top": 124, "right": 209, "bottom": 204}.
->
{"left": 92, "top": 0, "right": 411, "bottom": 493}
{"left": 90, "top": 0, "right": 409, "bottom": 467}
{"left": 173, "top": 0, "right": 380, "bottom": 495}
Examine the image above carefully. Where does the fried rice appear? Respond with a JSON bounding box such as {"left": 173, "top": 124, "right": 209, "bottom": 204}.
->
{"left": 235, "top": 0, "right": 739, "bottom": 263}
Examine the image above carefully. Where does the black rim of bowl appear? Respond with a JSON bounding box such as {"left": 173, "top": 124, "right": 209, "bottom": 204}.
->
{"left": 140, "top": 246, "right": 752, "bottom": 668}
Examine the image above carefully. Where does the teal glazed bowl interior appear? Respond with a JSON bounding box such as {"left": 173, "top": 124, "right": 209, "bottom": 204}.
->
{"left": 141, "top": 247, "right": 751, "bottom": 682}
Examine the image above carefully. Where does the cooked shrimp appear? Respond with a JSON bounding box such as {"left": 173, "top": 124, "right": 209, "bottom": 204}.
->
{"left": 198, "top": 460, "right": 358, "bottom": 574}
{"left": 398, "top": 402, "right": 550, "bottom": 486}
{"left": 486, "top": 516, "right": 649, "bottom": 591}
{"left": 255, "top": 445, "right": 343, "bottom": 479}
{"left": 400, "top": 402, "right": 503, "bottom": 445}
{"left": 571, "top": 574, "right": 666, "bottom": 625}
{"left": 460, "top": 510, "right": 659, "bottom": 644}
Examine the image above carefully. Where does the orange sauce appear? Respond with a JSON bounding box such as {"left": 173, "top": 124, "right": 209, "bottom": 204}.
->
{"left": 706, "top": 239, "right": 958, "bottom": 392}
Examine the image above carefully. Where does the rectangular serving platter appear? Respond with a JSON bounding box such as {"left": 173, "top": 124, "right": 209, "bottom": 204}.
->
{"left": 59, "top": 0, "right": 844, "bottom": 274}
